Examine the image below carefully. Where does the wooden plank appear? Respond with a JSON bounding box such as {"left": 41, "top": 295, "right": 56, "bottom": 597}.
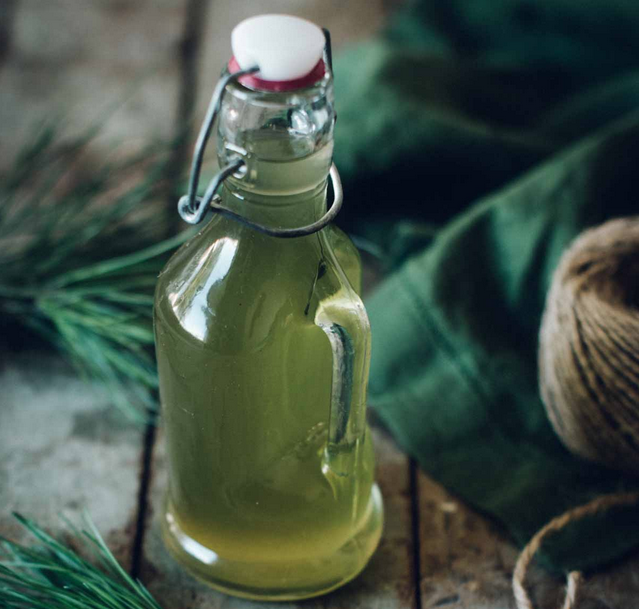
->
{"left": 140, "top": 426, "right": 416, "bottom": 608}
{"left": 0, "top": 0, "right": 191, "bottom": 570}
{"left": 0, "top": 0, "right": 18, "bottom": 68}
{"left": 575, "top": 549, "right": 639, "bottom": 607}
{"left": 416, "top": 469, "right": 639, "bottom": 608}
{"left": 194, "top": 0, "right": 388, "bottom": 121}
{"left": 0, "top": 0, "right": 187, "bottom": 170}
{"left": 349, "top": 427, "right": 416, "bottom": 609}
{"left": 417, "top": 471, "right": 519, "bottom": 609}
{"left": 0, "top": 351, "right": 144, "bottom": 568}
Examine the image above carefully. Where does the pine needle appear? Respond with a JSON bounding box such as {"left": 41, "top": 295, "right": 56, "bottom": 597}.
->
{"left": 0, "top": 513, "right": 162, "bottom": 609}
{"left": 0, "top": 123, "right": 195, "bottom": 423}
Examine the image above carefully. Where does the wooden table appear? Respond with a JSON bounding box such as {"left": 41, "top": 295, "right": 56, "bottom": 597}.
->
{"left": 2, "top": 349, "right": 639, "bottom": 609}
{"left": 2, "top": 2, "right": 639, "bottom": 607}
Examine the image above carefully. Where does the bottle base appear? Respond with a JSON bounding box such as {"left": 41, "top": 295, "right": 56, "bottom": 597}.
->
{"left": 161, "top": 484, "right": 384, "bottom": 601}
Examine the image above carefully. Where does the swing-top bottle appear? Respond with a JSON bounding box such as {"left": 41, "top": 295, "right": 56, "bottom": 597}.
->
{"left": 153, "top": 14, "right": 383, "bottom": 600}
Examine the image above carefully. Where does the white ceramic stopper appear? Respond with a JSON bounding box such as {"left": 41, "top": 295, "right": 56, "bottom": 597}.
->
{"left": 231, "top": 14, "right": 325, "bottom": 82}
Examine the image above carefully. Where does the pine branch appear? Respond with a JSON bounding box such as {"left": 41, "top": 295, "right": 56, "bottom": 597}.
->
{"left": 0, "top": 122, "right": 194, "bottom": 423}
{"left": 0, "top": 513, "right": 162, "bottom": 609}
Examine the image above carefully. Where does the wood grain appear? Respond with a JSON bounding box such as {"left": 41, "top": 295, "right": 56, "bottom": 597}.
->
{"left": 140, "top": 426, "right": 416, "bottom": 609}
{"left": 0, "top": 0, "right": 188, "bottom": 170}
{"left": 0, "top": 351, "right": 144, "bottom": 568}
{"left": 417, "top": 471, "right": 518, "bottom": 609}
{"left": 194, "top": 0, "right": 388, "bottom": 122}
{"left": 3, "top": 3, "right": 639, "bottom": 608}
{"left": 416, "top": 469, "right": 639, "bottom": 608}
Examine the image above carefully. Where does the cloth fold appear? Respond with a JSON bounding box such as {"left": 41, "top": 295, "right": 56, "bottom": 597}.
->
{"left": 333, "top": 0, "right": 639, "bottom": 572}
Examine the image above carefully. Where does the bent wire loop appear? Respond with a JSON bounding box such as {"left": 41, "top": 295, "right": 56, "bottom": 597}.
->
{"left": 177, "top": 31, "right": 342, "bottom": 238}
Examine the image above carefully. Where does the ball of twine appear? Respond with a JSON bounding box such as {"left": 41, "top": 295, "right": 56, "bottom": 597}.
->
{"left": 513, "top": 217, "right": 639, "bottom": 609}
{"left": 539, "top": 216, "right": 639, "bottom": 474}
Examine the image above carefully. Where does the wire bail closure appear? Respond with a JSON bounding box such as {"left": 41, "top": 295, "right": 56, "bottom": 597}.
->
{"left": 177, "top": 31, "right": 343, "bottom": 238}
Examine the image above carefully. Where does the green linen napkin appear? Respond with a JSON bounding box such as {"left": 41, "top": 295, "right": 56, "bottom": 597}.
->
{"left": 333, "top": 0, "right": 639, "bottom": 572}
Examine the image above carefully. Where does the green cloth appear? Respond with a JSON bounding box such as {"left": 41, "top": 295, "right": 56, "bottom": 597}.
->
{"left": 333, "top": 0, "right": 639, "bottom": 573}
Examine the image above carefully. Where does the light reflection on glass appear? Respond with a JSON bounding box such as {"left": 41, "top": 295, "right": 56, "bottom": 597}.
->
{"left": 166, "top": 512, "right": 219, "bottom": 565}
{"left": 168, "top": 237, "right": 238, "bottom": 341}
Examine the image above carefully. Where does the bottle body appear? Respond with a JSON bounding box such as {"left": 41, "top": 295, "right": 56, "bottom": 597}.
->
{"left": 154, "top": 147, "right": 382, "bottom": 599}
{"left": 155, "top": 56, "right": 382, "bottom": 598}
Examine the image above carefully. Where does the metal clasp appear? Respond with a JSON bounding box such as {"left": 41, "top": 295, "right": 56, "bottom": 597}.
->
{"left": 177, "top": 66, "right": 258, "bottom": 226}
{"left": 177, "top": 29, "right": 342, "bottom": 238}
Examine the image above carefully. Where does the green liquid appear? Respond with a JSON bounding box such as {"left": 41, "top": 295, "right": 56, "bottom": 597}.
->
{"left": 154, "top": 145, "right": 382, "bottom": 599}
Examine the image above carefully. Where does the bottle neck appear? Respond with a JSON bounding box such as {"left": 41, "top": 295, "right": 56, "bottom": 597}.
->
{"left": 215, "top": 73, "right": 335, "bottom": 232}
{"left": 221, "top": 178, "right": 328, "bottom": 230}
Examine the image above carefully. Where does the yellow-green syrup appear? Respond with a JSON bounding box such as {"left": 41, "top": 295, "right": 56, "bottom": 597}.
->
{"left": 154, "top": 141, "right": 383, "bottom": 600}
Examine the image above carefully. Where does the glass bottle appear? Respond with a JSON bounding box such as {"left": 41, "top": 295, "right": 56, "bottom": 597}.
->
{"left": 153, "top": 51, "right": 383, "bottom": 601}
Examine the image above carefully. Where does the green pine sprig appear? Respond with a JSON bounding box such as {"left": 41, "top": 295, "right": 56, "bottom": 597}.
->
{"left": 0, "top": 123, "right": 194, "bottom": 422}
{"left": 0, "top": 513, "right": 162, "bottom": 609}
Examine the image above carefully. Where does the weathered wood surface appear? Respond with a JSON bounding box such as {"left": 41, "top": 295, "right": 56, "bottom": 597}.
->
{"left": 0, "top": 0, "right": 388, "bottom": 171}
{"left": 0, "top": 0, "right": 189, "bottom": 171}
{"left": 417, "top": 471, "right": 521, "bottom": 609}
{"left": 3, "top": 350, "right": 639, "bottom": 609}
{"left": 416, "top": 471, "right": 639, "bottom": 609}
{"left": 140, "top": 427, "right": 415, "bottom": 609}
{"left": 0, "top": 351, "right": 144, "bottom": 568}
{"left": 3, "top": 1, "right": 639, "bottom": 608}
{"left": 195, "top": 1, "right": 387, "bottom": 119}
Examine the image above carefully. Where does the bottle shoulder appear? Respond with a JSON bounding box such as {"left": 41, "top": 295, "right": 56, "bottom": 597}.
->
{"left": 325, "top": 225, "right": 363, "bottom": 295}
{"left": 154, "top": 220, "right": 367, "bottom": 350}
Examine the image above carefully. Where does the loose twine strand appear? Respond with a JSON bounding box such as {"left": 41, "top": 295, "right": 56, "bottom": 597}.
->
{"left": 527, "top": 218, "right": 639, "bottom": 606}
{"left": 513, "top": 491, "right": 639, "bottom": 609}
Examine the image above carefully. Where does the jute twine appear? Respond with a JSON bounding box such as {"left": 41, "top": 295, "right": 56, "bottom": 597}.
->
{"left": 539, "top": 217, "right": 639, "bottom": 473}
{"left": 513, "top": 217, "right": 639, "bottom": 608}
{"left": 512, "top": 491, "right": 639, "bottom": 609}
